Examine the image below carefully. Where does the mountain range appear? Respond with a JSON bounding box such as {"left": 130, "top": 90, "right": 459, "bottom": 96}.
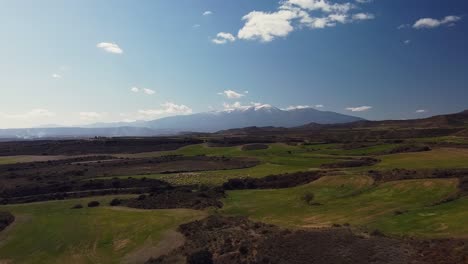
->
{"left": 0, "top": 106, "right": 363, "bottom": 139}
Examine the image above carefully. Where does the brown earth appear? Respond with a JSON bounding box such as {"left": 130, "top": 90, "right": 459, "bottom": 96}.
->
{"left": 148, "top": 215, "right": 468, "bottom": 264}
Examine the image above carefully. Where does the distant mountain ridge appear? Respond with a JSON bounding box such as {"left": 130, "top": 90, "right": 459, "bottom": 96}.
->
{"left": 140, "top": 105, "right": 364, "bottom": 132}
{"left": 0, "top": 106, "right": 363, "bottom": 139}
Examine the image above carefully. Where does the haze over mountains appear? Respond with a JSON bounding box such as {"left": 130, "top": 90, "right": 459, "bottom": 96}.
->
{"left": 0, "top": 106, "right": 362, "bottom": 139}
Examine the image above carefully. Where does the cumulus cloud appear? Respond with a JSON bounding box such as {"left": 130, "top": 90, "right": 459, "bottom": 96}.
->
{"left": 346, "top": 106, "right": 372, "bottom": 112}
{"left": 96, "top": 42, "right": 123, "bottom": 54}
{"left": 212, "top": 32, "right": 236, "bottom": 44}
{"left": 203, "top": 11, "right": 213, "bottom": 16}
{"left": 218, "top": 90, "right": 246, "bottom": 99}
{"left": 79, "top": 112, "right": 106, "bottom": 121}
{"left": 138, "top": 102, "right": 192, "bottom": 117}
{"left": 51, "top": 73, "right": 62, "bottom": 79}
{"left": 235, "top": 0, "right": 374, "bottom": 42}
{"left": 238, "top": 9, "right": 302, "bottom": 42}
{"left": 0, "top": 109, "right": 56, "bottom": 119}
{"left": 285, "top": 0, "right": 352, "bottom": 13}
{"left": 413, "top": 16, "right": 461, "bottom": 29}
{"left": 130, "top": 87, "right": 139, "bottom": 93}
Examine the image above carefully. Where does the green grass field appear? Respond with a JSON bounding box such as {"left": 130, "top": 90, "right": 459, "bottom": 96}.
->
{"left": 221, "top": 176, "right": 465, "bottom": 237}
{"left": 0, "top": 196, "right": 206, "bottom": 263}
{"left": 375, "top": 148, "right": 468, "bottom": 169}
{"left": 370, "top": 196, "right": 468, "bottom": 238}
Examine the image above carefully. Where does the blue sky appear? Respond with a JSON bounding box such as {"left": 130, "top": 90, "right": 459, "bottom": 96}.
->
{"left": 0, "top": 0, "right": 467, "bottom": 128}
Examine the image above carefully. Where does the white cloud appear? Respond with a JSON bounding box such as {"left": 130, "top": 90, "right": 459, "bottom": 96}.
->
{"left": 413, "top": 16, "right": 461, "bottom": 29}
{"left": 398, "top": 24, "right": 409, "bottom": 29}
{"left": 352, "top": 13, "right": 375, "bottom": 20}
{"left": 236, "top": 0, "right": 373, "bottom": 42}
{"left": 284, "top": 104, "right": 324, "bottom": 110}
{"left": 138, "top": 102, "right": 192, "bottom": 117}
{"left": 193, "top": 24, "right": 201, "bottom": 28}
{"left": 143, "top": 88, "right": 156, "bottom": 95}
{"left": 218, "top": 90, "right": 246, "bottom": 99}
{"left": 346, "top": 106, "right": 372, "bottom": 112}
{"left": 0, "top": 109, "right": 56, "bottom": 119}
{"left": 51, "top": 73, "right": 62, "bottom": 79}
{"left": 79, "top": 112, "right": 106, "bottom": 121}
{"left": 284, "top": 105, "right": 311, "bottom": 110}
{"left": 203, "top": 11, "right": 213, "bottom": 16}
{"left": 404, "top": 39, "right": 411, "bottom": 45}
{"left": 356, "top": 0, "right": 372, "bottom": 3}
{"left": 212, "top": 32, "right": 236, "bottom": 44}
{"left": 96, "top": 42, "right": 123, "bottom": 54}
{"left": 415, "top": 109, "right": 426, "bottom": 113}
{"left": 285, "top": 0, "right": 353, "bottom": 13}
{"left": 130, "top": 87, "right": 155, "bottom": 95}
{"left": 223, "top": 101, "right": 272, "bottom": 111}
{"left": 238, "top": 9, "right": 301, "bottom": 42}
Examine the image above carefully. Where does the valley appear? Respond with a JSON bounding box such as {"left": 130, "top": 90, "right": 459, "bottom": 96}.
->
{"left": 0, "top": 111, "right": 468, "bottom": 263}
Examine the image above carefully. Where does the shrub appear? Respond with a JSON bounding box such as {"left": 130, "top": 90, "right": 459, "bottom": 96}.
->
{"left": 302, "top": 192, "right": 315, "bottom": 205}
{"left": 87, "top": 201, "right": 100, "bottom": 207}
{"left": 71, "top": 204, "right": 83, "bottom": 209}
{"left": 110, "top": 198, "right": 122, "bottom": 206}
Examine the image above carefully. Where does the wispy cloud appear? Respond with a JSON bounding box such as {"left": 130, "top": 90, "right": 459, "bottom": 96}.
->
{"left": 413, "top": 16, "right": 461, "bottom": 29}
{"left": 0, "top": 109, "right": 56, "bottom": 119}
{"left": 397, "top": 24, "right": 410, "bottom": 29}
{"left": 415, "top": 109, "right": 427, "bottom": 113}
{"left": 346, "top": 106, "right": 372, "bottom": 112}
{"left": 404, "top": 40, "right": 411, "bottom": 45}
{"left": 130, "top": 87, "right": 155, "bottom": 95}
{"left": 79, "top": 112, "right": 106, "bottom": 121}
{"left": 284, "top": 105, "right": 312, "bottom": 110}
{"left": 97, "top": 42, "right": 123, "bottom": 54}
{"left": 212, "top": 32, "right": 236, "bottom": 44}
{"left": 138, "top": 102, "right": 192, "bottom": 117}
{"left": 51, "top": 73, "right": 62, "bottom": 79}
{"left": 218, "top": 90, "right": 246, "bottom": 99}
{"left": 203, "top": 11, "right": 213, "bottom": 16}
{"left": 143, "top": 88, "right": 155, "bottom": 95}
{"left": 223, "top": 102, "right": 272, "bottom": 111}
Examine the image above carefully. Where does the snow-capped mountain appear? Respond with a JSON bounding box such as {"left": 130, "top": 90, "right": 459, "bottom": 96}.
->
{"left": 140, "top": 105, "right": 363, "bottom": 132}
{"left": 0, "top": 106, "right": 363, "bottom": 138}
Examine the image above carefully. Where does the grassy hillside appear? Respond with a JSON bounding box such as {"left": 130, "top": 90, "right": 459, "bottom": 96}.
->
{"left": 221, "top": 176, "right": 464, "bottom": 237}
